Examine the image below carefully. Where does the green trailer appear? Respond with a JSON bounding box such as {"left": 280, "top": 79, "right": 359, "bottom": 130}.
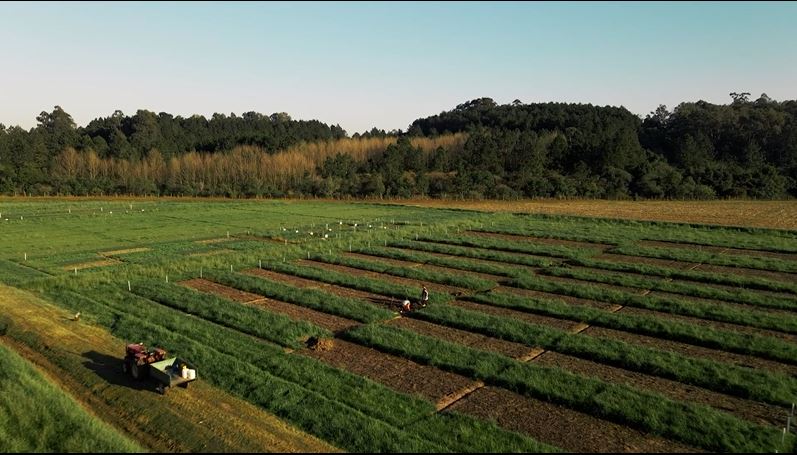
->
{"left": 148, "top": 357, "right": 197, "bottom": 395}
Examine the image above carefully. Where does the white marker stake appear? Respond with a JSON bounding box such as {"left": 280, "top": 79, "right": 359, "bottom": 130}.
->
{"left": 230, "top": 264, "right": 233, "bottom": 272}
{"left": 227, "top": 231, "right": 230, "bottom": 238}
{"left": 24, "top": 253, "right": 27, "bottom": 261}
{"left": 166, "top": 275, "right": 169, "bottom": 283}
{"left": 200, "top": 268, "right": 203, "bottom": 278}
{"left": 128, "top": 281, "right": 131, "bottom": 291}
{"left": 74, "top": 267, "right": 77, "bottom": 275}
{"left": 259, "top": 260, "right": 262, "bottom": 269}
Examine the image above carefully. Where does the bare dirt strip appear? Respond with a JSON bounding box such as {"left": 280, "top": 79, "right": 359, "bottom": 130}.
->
{"left": 465, "top": 230, "right": 614, "bottom": 252}
{"left": 244, "top": 268, "right": 400, "bottom": 311}
{"left": 188, "top": 249, "right": 234, "bottom": 257}
{"left": 563, "top": 264, "right": 797, "bottom": 301}
{"left": 500, "top": 286, "right": 621, "bottom": 311}
{"left": 297, "top": 259, "right": 468, "bottom": 297}
{"left": 180, "top": 278, "right": 262, "bottom": 303}
{"left": 690, "top": 264, "right": 797, "bottom": 285}
{"left": 343, "top": 251, "right": 510, "bottom": 284}
{"left": 596, "top": 252, "right": 701, "bottom": 270}
{"left": 299, "top": 339, "right": 477, "bottom": 406}
{"left": 533, "top": 351, "right": 785, "bottom": 428}
{"left": 580, "top": 325, "right": 797, "bottom": 377}
{"left": 598, "top": 252, "right": 797, "bottom": 284}
{"left": 386, "top": 317, "right": 533, "bottom": 360}
{"left": 446, "top": 386, "right": 699, "bottom": 453}
{"left": 179, "top": 278, "right": 359, "bottom": 334}
{"left": 196, "top": 237, "right": 234, "bottom": 244}
{"left": 244, "top": 269, "right": 541, "bottom": 359}
{"left": 639, "top": 240, "right": 797, "bottom": 262}
{"left": 615, "top": 305, "right": 797, "bottom": 353}
{"left": 307, "top": 256, "right": 797, "bottom": 372}
{"left": 62, "top": 259, "right": 121, "bottom": 271}
{"left": 449, "top": 299, "right": 580, "bottom": 332}
{"left": 98, "top": 247, "right": 151, "bottom": 256}
{"left": 0, "top": 284, "right": 340, "bottom": 453}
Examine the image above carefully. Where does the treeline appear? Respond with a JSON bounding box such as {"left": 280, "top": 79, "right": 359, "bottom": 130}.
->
{"left": 1, "top": 93, "right": 796, "bottom": 199}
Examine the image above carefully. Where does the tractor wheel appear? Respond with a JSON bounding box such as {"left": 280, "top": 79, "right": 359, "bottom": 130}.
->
{"left": 131, "top": 363, "right": 141, "bottom": 380}
{"left": 122, "top": 362, "right": 129, "bottom": 375}
{"left": 179, "top": 382, "right": 189, "bottom": 389}
{"left": 157, "top": 384, "right": 169, "bottom": 395}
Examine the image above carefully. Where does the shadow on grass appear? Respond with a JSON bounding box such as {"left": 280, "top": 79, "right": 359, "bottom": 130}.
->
{"left": 82, "top": 350, "right": 160, "bottom": 394}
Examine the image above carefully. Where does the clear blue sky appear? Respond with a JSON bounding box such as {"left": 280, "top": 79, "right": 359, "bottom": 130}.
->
{"left": 1, "top": 1, "right": 795, "bottom": 135}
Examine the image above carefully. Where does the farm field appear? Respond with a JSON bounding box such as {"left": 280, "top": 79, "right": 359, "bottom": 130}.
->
{"left": 1, "top": 198, "right": 797, "bottom": 452}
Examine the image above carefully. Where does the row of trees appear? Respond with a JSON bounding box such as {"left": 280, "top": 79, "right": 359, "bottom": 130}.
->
{"left": 1, "top": 94, "right": 795, "bottom": 198}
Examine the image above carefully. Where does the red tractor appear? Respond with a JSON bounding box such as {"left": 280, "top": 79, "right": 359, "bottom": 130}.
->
{"left": 122, "top": 343, "right": 167, "bottom": 380}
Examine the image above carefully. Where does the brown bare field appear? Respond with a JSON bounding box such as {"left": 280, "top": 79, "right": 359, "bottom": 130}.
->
{"left": 62, "top": 258, "right": 120, "bottom": 271}
{"left": 385, "top": 199, "right": 797, "bottom": 230}
{"left": 0, "top": 284, "right": 340, "bottom": 453}
{"left": 99, "top": 247, "right": 150, "bottom": 256}
{"left": 533, "top": 351, "right": 783, "bottom": 427}
{"left": 446, "top": 386, "right": 698, "bottom": 453}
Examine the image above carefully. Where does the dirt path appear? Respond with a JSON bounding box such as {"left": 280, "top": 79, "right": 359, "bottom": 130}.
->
{"left": 446, "top": 386, "right": 700, "bottom": 453}
{"left": 0, "top": 284, "right": 340, "bottom": 453}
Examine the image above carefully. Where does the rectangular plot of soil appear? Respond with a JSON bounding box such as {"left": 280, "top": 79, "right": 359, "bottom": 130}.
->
{"left": 597, "top": 253, "right": 700, "bottom": 271}
{"left": 692, "top": 264, "right": 797, "bottom": 285}
{"left": 62, "top": 258, "right": 120, "bottom": 271}
{"left": 450, "top": 299, "right": 579, "bottom": 332}
{"left": 99, "top": 247, "right": 150, "bottom": 256}
{"left": 499, "top": 286, "right": 619, "bottom": 311}
{"left": 466, "top": 231, "right": 613, "bottom": 252}
{"left": 180, "top": 278, "right": 262, "bottom": 303}
{"left": 639, "top": 240, "right": 797, "bottom": 262}
{"left": 299, "top": 339, "right": 476, "bottom": 404}
{"left": 614, "top": 305, "right": 797, "bottom": 353}
{"left": 386, "top": 317, "right": 532, "bottom": 359}
{"left": 244, "top": 268, "right": 400, "bottom": 310}
{"left": 446, "top": 386, "right": 698, "bottom": 453}
{"left": 182, "top": 277, "right": 359, "bottom": 333}
{"left": 534, "top": 351, "right": 785, "bottom": 427}
{"left": 344, "top": 252, "right": 508, "bottom": 283}
{"left": 298, "top": 259, "right": 467, "bottom": 296}
{"left": 579, "top": 324, "right": 797, "bottom": 377}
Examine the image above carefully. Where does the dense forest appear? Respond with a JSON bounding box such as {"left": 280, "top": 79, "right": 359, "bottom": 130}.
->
{"left": 0, "top": 93, "right": 795, "bottom": 199}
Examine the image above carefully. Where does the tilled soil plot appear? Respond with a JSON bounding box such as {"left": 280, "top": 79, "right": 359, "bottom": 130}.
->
{"left": 564, "top": 264, "right": 797, "bottom": 301}
{"left": 391, "top": 245, "right": 549, "bottom": 274}
{"left": 639, "top": 240, "right": 797, "bottom": 262}
{"left": 579, "top": 325, "right": 797, "bottom": 377}
{"left": 183, "top": 275, "right": 360, "bottom": 333}
{"left": 534, "top": 351, "right": 785, "bottom": 427}
{"left": 538, "top": 273, "right": 649, "bottom": 295}
{"left": 596, "top": 253, "right": 700, "bottom": 270}
{"left": 617, "top": 305, "right": 797, "bottom": 347}
{"left": 450, "top": 299, "right": 580, "bottom": 332}
{"left": 500, "top": 286, "right": 620, "bottom": 311}
{"left": 691, "top": 264, "right": 797, "bottom": 285}
{"left": 179, "top": 278, "right": 261, "bottom": 303}
{"left": 343, "top": 251, "right": 510, "bottom": 284}
{"left": 297, "top": 259, "right": 467, "bottom": 296}
{"left": 386, "top": 317, "right": 533, "bottom": 360}
{"left": 63, "top": 259, "right": 121, "bottom": 271}
{"left": 446, "top": 386, "right": 699, "bottom": 453}
{"left": 244, "top": 268, "right": 400, "bottom": 310}
{"left": 648, "top": 289, "right": 797, "bottom": 318}
{"left": 465, "top": 231, "right": 614, "bottom": 252}
{"left": 299, "top": 339, "right": 476, "bottom": 404}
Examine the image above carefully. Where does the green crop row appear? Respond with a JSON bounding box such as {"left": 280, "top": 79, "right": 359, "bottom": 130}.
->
{"left": 30, "top": 280, "right": 551, "bottom": 453}
{"left": 208, "top": 270, "right": 395, "bottom": 323}
{"left": 345, "top": 323, "right": 791, "bottom": 453}
{"left": 132, "top": 280, "right": 329, "bottom": 348}
{"left": 612, "top": 244, "right": 797, "bottom": 274}
{"left": 388, "top": 239, "right": 555, "bottom": 267}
